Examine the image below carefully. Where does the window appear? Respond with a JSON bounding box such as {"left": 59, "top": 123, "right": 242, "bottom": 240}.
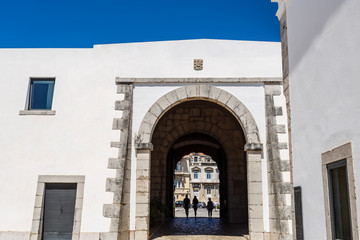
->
{"left": 207, "top": 187, "right": 211, "bottom": 194}
{"left": 29, "top": 78, "right": 55, "bottom": 110}
{"left": 207, "top": 171, "right": 211, "bottom": 179}
{"left": 328, "top": 160, "right": 351, "bottom": 240}
{"left": 176, "top": 162, "right": 182, "bottom": 171}
{"left": 194, "top": 157, "right": 198, "bottom": 162}
{"left": 322, "top": 142, "right": 359, "bottom": 240}
{"left": 194, "top": 171, "right": 198, "bottom": 179}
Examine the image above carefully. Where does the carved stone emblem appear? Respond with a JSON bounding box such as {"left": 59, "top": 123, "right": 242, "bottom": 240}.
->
{"left": 194, "top": 59, "right": 203, "bottom": 70}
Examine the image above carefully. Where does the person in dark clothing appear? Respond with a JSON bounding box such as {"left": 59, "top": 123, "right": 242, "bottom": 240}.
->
{"left": 192, "top": 196, "right": 199, "bottom": 218}
{"left": 183, "top": 194, "right": 191, "bottom": 218}
{"left": 207, "top": 197, "right": 214, "bottom": 218}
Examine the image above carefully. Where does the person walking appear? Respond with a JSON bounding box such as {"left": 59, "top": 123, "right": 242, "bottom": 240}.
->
{"left": 214, "top": 200, "right": 218, "bottom": 212}
{"left": 207, "top": 197, "right": 214, "bottom": 218}
{"left": 192, "top": 196, "right": 199, "bottom": 219}
{"left": 183, "top": 194, "right": 190, "bottom": 218}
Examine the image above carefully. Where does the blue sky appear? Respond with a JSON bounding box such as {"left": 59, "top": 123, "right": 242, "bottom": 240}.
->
{"left": 0, "top": 0, "right": 280, "bottom": 48}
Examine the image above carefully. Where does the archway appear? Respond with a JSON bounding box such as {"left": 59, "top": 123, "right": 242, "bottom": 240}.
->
{"left": 134, "top": 85, "right": 263, "bottom": 239}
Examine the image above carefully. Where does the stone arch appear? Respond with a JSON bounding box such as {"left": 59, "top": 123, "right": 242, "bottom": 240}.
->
{"left": 134, "top": 85, "right": 264, "bottom": 240}
{"left": 137, "top": 85, "right": 261, "bottom": 148}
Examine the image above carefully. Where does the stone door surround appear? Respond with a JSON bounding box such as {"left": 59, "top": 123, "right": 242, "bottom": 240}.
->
{"left": 134, "top": 85, "right": 264, "bottom": 240}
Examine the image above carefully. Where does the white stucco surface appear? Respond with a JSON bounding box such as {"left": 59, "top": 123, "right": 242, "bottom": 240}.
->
{"left": 0, "top": 39, "right": 281, "bottom": 234}
{"left": 286, "top": 0, "right": 360, "bottom": 239}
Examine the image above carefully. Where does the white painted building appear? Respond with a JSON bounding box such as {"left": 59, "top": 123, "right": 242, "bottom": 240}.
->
{"left": 0, "top": 39, "right": 295, "bottom": 240}
{"left": 275, "top": 0, "right": 360, "bottom": 239}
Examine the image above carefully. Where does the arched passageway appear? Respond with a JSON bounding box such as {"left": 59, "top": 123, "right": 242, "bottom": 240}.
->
{"left": 150, "top": 100, "right": 248, "bottom": 234}
{"left": 134, "top": 86, "right": 264, "bottom": 239}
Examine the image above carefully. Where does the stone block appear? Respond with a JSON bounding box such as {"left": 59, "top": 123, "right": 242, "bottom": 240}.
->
{"left": 265, "top": 84, "right": 282, "bottom": 96}
{"left": 274, "top": 106, "right": 283, "bottom": 116}
{"left": 248, "top": 182, "right": 262, "bottom": 194}
{"left": 117, "top": 84, "right": 132, "bottom": 93}
{"left": 77, "top": 183, "right": 85, "bottom": 198}
{"left": 199, "top": 85, "right": 211, "bottom": 98}
{"left": 74, "top": 205, "right": 83, "bottom": 222}
{"left": 217, "top": 90, "right": 232, "bottom": 104}
{"left": 143, "top": 112, "right": 157, "bottom": 127}
{"left": 275, "top": 125, "right": 286, "bottom": 133}
{"left": 137, "top": 159, "right": 150, "bottom": 171}
{"left": 164, "top": 90, "right": 179, "bottom": 104}
{"left": 108, "top": 158, "right": 125, "bottom": 169}
{"left": 103, "top": 204, "right": 120, "bottom": 218}
{"left": 136, "top": 203, "right": 149, "bottom": 217}
{"left": 106, "top": 178, "right": 123, "bottom": 193}
{"left": 136, "top": 192, "right": 150, "bottom": 204}
{"left": 250, "top": 232, "right": 264, "bottom": 239}
{"left": 270, "top": 206, "right": 292, "bottom": 220}
{"left": 36, "top": 182, "right": 45, "bottom": 196}
{"left": 248, "top": 193, "right": 263, "bottom": 205}
{"left": 110, "top": 142, "right": 126, "bottom": 148}
{"left": 136, "top": 169, "right": 150, "bottom": 179}
{"left": 249, "top": 204, "right": 263, "bottom": 219}
{"left": 34, "top": 195, "right": 43, "bottom": 208}
{"left": 174, "top": 87, "right": 187, "bottom": 100}
{"left": 209, "top": 86, "right": 221, "bottom": 100}
{"left": 244, "top": 143, "right": 263, "bottom": 152}
{"left": 99, "top": 232, "right": 118, "bottom": 240}
{"left": 249, "top": 218, "right": 264, "bottom": 232}
{"left": 79, "top": 232, "right": 100, "bottom": 240}
{"left": 185, "top": 85, "right": 197, "bottom": 98}
{"left": 135, "top": 217, "right": 149, "bottom": 230}
{"left": 112, "top": 118, "right": 129, "bottom": 130}
{"left": 136, "top": 179, "right": 150, "bottom": 193}
{"left": 30, "top": 220, "right": 41, "bottom": 233}
{"left": 248, "top": 169, "right": 262, "bottom": 182}
{"left": 115, "top": 100, "right": 132, "bottom": 111}
{"left": 134, "top": 230, "right": 148, "bottom": 240}
{"left": 32, "top": 207, "right": 42, "bottom": 220}
{"left": 156, "top": 95, "right": 171, "bottom": 111}
{"left": 148, "top": 103, "right": 162, "bottom": 118}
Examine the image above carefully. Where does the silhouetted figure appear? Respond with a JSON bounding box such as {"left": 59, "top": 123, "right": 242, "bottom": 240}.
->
{"left": 183, "top": 194, "right": 190, "bottom": 218}
{"left": 207, "top": 197, "right": 214, "bottom": 218}
{"left": 192, "top": 196, "right": 199, "bottom": 218}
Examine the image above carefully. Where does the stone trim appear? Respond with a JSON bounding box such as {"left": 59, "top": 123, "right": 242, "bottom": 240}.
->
{"left": 29, "top": 175, "right": 85, "bottom": 240}
{"left": 264, "top": 84, "right": 293, "bottom": 239}
{"left": 137, "top": 85, "right": 261, "bottom": 145}
{"left": 102, "top": 83, "right": 133, "bottom": 240}
{"left": 322, "top": 142, "right": 359, "bottom": 240}
{"left": 116, "top": 77, "right": 282, "bottom": 84}
{"left": 19, "top": 110, "right": 56, "bottom": 115}
{"left": 272, "top": 0, "right": 291, "bottom": 20}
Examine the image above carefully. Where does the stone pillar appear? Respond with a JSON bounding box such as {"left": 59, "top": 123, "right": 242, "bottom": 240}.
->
{"left": 264, "top": 84, "right": 294, "bottom": 240}
{"left": 102, "top": 83, "right": 133, "bottom": 240}
{"left": 134, "top": 143, "right": 153, "bottom": 240}
{"left": 245, "top": 143, "right": 264, "bottom": 240}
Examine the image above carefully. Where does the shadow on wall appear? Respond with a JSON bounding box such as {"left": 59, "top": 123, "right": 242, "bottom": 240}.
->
{"left": 287, "top": 0, "right": 346, "bottom": 71}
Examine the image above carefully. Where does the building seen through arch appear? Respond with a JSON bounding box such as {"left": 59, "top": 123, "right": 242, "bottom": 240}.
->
{"left": 174, "top": 153, "right": 220, "bottom": 211}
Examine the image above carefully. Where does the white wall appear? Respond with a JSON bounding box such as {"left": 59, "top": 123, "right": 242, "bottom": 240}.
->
{"left": 286, "top": 0, "right": 360, "bottom": 239}
{"left": 0, "top": 39, "right": 281, "bottom": 234}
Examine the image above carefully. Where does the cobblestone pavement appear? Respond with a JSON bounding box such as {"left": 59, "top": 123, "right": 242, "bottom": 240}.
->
{"left": 175, "top": 207, "right": 220, "bottom": 218}
{"left": 151, "top": 208, "right": 248, "bottom": 240}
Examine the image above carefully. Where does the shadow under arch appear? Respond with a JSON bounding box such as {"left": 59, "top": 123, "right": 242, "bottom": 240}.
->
{"left": 134, "top": 85, "right": 264, "bottom": 239}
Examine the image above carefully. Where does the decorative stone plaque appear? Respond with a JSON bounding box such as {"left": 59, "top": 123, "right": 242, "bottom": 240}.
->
{"left": 194, "top": 59, "right": 203, "bottom": 70}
